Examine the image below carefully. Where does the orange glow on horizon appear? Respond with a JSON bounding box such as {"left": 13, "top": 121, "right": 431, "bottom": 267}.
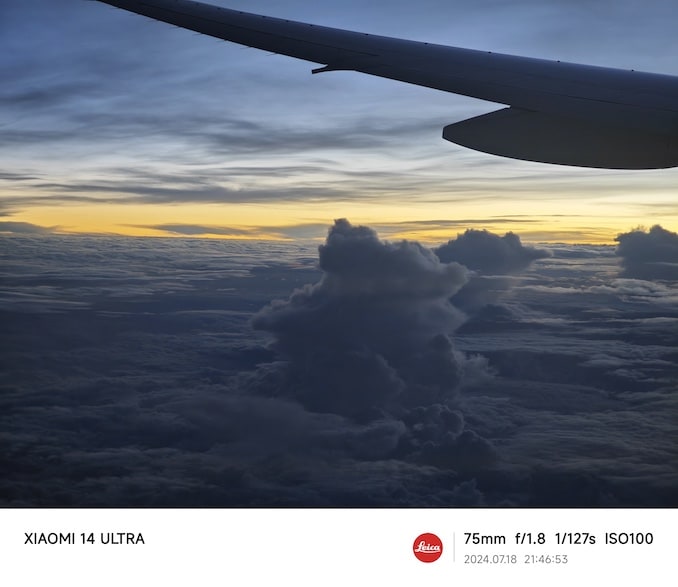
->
{"left": 8, "top": 198, "right": 677, "bottom": 246}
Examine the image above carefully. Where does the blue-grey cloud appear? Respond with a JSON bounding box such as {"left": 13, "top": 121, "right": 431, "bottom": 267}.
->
{"left": 252, "top": 219, "right": 476, "bottom": 424}
{"left": 131, "top": 224, "right": 257, "bottom": 237}
{"left": 1, "top": 230, "right": 677, "bottom": 506}
{"left": 435, "top": 229, "right": 551, "bottom": 274}
{"left": 0, "top": 221, "right": 58, "bottom": 234}
{"left": 131, "top": 222, "right": 333, "bottom": 240}
{"left": 615, "top": 225, "right": 678, "bottom": 280}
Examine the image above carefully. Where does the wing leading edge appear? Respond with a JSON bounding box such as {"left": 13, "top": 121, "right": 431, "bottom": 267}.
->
{"left": 95, "top": 0, "right": 678, "bottom": 169}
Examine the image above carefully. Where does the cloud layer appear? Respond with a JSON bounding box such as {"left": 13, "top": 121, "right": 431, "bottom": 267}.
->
{"left": 2, "top": 221, "right": 676, "bottom": 506}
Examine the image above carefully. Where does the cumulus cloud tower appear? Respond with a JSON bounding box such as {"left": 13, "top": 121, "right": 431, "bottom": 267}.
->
{"left": 252, "top": 219, "right": 471, "bottom": 421}
{"left": 435, "top": 228, "right": 550, "bottom": 274}
{"left": 615, "top": 225, "right": 678, "bottom": 280}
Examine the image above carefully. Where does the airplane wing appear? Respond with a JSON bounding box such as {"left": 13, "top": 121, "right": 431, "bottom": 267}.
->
{"left": 94, "top": 0, "right": 678, "bottom": 169}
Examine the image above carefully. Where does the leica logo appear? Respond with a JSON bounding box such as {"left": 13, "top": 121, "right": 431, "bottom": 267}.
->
{"left": 412, "top": 533, "right": 443, "bottom": 562}
{"left": 414, "top": 541, "right": 441, "bottom": 553}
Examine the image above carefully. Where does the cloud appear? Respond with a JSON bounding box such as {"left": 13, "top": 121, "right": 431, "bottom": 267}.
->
{"left": 431, "top": 229, "right": 550, "bottom": 314}
{"left": 130, "top": 224, "right": 258, "bottom": 237}
{"left": 434, "top": 229, "right": 551, "bottom": 274}
{"left": 252, "top": 219, "right": 476, "bottom": 421}
{"left": 615, "top": 225, "right": 678, "bottom": 280}
{"left": 2, "top": 231, "right": 677, "bottom": 506}
{"left": 129, "top": 222, "right": 334, "bottom": 240}
{"left": 0, "top": 221, "right": 58, "bottom": 235}
{"left": 248, "top": 219, "right": 502, "bottom": 486}
{"left": 0, "top": 172, "right": 40, "bottom": 181}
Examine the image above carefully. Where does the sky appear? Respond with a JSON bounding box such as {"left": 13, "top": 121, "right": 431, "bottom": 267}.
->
{"left": 2, "top": 0, "right": 678, "bottom": 243}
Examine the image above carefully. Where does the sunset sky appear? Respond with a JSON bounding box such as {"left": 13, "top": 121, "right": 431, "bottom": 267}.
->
{"left": 2, "top": 0, "right": 677, "bottom": 243}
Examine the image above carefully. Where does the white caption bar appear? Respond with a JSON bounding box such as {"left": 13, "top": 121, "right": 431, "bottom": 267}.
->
{"left": 1, "top": 508, "right": 674, "bottom": 586}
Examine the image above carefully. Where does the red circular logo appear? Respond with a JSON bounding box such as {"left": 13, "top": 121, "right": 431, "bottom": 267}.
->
{"left": 412, "top": 532, "right": 443, "bottom": 562}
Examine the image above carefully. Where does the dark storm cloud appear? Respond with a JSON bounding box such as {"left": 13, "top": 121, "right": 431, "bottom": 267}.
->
{"left": 615, "top": 225, "right": 678, "bottom": 280}
{"left": 252, "top": 219, "right": 474, "bottom": 421}
{"left": 434, "top": 229, "right": 551, "bottom": 274}
{"left": 247, "top": 220, "right": 501, "bottom": 487}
